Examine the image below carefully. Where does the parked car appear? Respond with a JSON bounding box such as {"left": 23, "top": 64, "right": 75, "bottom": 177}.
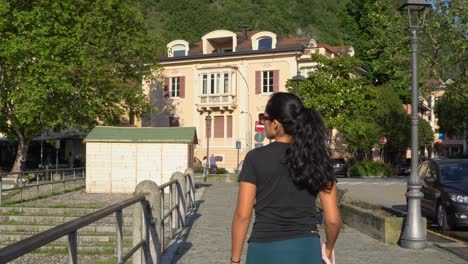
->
{"left": 332, "top": 158, "right": 347, "bottom": 177}
{"left": 400, "top": 158, "right": 425, "bottom": 176}
{"left": 400, "top": 158, "right": 412, "bottom": 176}
{"left": 419, "top": 159, "right": 468, "bottom": 230}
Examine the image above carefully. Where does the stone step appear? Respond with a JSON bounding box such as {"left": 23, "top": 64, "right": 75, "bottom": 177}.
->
{"left": 0, "top": 214, "right": 134, "bottom": 225}
{"left": 0, "top": 231, "right": 133, "bottom": 244}
{"left": 0, "top": 242, "right": 134, "bottom": 254}
{"left": 0, "top": 223, "right": 133, "bottom": 233}
{"left": 0, "top": 207, "right": 134, "bottom": 216}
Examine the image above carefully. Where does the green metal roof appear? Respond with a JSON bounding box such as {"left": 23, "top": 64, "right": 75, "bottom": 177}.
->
{"left": 84, "top": 126, "right": 198, "bottom": 144}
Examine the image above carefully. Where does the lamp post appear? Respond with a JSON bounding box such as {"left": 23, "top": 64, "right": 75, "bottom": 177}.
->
{"left": 398, "top": 0, "right": 430, "bottom": 250}
{"left": 290, "top": 71, "right": 305, "bottom": 91}
{"left": 240, "top": 111, "right": 252, "bottom": 151}
{"left": 204, "top": 113, "right": 212, "bottom": 177}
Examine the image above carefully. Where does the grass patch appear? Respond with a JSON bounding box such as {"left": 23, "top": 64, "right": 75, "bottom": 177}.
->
{"left": 1, "top": 185, "right": 85, "bottom": 207}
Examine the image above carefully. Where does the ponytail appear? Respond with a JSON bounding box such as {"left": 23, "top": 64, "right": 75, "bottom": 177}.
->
{"left": 286, "top": 108, "right": 334, "bottom": 194}
{"left": 265, "top": 92, "right": 334, "bottom": 194}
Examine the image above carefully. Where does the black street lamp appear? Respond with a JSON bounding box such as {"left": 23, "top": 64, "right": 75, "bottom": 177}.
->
{"left": 398, "top": 0, "right": 430, "bottom": 250}
{"left": 290, "top": 71, "right": 305, "bottom": 90}
{"left": 204, "top": 113, "right": 212, "bottom": 177}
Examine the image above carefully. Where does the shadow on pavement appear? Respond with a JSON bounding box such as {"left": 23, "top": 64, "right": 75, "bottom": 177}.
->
{"left": 170, "top": 199, "right": 204, "bottom": 263}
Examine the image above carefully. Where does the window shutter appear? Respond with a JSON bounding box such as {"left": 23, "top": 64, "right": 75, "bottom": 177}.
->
{"left": 164, "top": 77, "right": 170, "bottom": 98}
{"left": 273, "top": 70, "right": 279, "bottom": 93}
{"left": 227, "top": 116, "right": 232, "bottom": 138}
{"left": 255, "top": 71, "right": 261, "bottom": 94}
{"left": 214, "top": 116, "right": 224, "bottom": 138}
{"left": 180, "top": 76, "right": 185, "bottom": 98}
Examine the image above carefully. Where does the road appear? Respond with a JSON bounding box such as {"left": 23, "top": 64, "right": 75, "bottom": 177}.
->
{"left": 337, "top": 177, "right": 468, "bottom": 260}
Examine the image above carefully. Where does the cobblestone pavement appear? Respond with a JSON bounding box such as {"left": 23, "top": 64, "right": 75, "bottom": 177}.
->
{"left": 173, "top": 182, "right": 245, "bottom": 264}
{"left": 171, "top": 182, "right": 467, "bottom": 264}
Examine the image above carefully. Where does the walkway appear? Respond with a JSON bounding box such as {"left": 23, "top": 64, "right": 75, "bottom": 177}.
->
{"left": 170, "top": 182, "right": 466, "bottom": 264}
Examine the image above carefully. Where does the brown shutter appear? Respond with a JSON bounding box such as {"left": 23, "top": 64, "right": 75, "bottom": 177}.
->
{"left": 180, "top": 76, "right": 185, "bottom": 98}
{"left": 273, "top": 70, "right": 279, "bottom": 93}
{"left": 164, "top": 77, "right": 170, "bottom": 98}
{"left": 255, "top": 71, "right": 261, "bottom": 94}
{"left": 227, "top": 115, "right": 232, "bottom": 138}
{"left": 214, "top": 116, "right": 224, "bottom": 138}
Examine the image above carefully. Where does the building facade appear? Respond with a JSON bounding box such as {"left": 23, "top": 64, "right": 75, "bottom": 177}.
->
{"left": 140, "top": 29, "right": 354, "bottom": 170}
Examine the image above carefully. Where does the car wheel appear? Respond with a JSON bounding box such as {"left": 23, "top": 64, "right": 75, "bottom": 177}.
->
{"left": 437, "top": 203, "right": 452, "bottom": 231}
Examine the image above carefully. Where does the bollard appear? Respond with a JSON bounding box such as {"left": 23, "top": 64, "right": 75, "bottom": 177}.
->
{"left": 134, "top": 180, "right": 161, "bottom": 264}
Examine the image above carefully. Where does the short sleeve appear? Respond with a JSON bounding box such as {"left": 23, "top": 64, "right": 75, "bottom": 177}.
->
{"left": 239, "top": 152, "right": 257, "bottom": 185}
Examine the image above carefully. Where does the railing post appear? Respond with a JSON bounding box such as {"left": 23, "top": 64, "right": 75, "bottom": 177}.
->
{"left": 168, "top": 185, "right": 173, "bottom": 238}
{"left": 170, "top": 183, "right": 178, "bottom": 231}
{"left": 68, "top": 230, "right": 78, "bottom": 264}
{"left": 0, "top": 176, "right": 3, "bottom": 206}
{"left": 171, "top": 172, "right": 186, "bottom": 228}
{"left": 184, "top": 168, "right": 196, "bottom": 210}
{"left": 116, "top": 209, "right": 123, "bottom": 263}
{"left": 160, "top": 189, "right": 164, "bottom": 251}
{"left": 134, "top": 180, "right": 161, "bottom": 264}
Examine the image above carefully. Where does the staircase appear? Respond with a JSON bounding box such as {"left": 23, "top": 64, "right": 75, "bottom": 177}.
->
{"left": 0, "top": 206, "right": 135, "bottom": 256}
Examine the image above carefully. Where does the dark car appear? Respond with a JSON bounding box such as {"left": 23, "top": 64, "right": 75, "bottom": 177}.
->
{"left": 400, "top": 158, "right": 424, "bottom": 176}
{"left": 332, "top": 158, "right": 347, "bottom": 177}
{"left": 400, "top": 158, "right": 412, "bottom": 176}
{"left": 419, "top": 159, "right": 468, "bottom": 230}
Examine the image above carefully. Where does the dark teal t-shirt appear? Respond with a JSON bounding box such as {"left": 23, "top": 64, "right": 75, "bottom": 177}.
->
{"left": 239, "top": 142, "right": 322, "bottom": 243}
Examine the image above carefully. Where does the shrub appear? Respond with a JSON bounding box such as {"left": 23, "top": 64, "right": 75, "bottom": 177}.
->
{"left": 194, "top": 167, "right": 204, "bottom": 174}
{"left": 215, "top": 167, "right": 228, "bottom": 174}
{"left": 350, "top": 162, "right": 367, "bottom": 177}
{"left": 350, "top": 161, "right": 391, "bottom": 177}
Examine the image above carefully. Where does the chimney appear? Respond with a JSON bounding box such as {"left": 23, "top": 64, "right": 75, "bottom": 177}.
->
{"left": 242, "top": 26, "right": 249, "bottom": 38}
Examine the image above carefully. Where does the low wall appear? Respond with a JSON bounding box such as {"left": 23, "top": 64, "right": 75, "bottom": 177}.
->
{"left": 204, "top": 174, "right": 238, "bottom": 183}
{"left": 340, "top": 202, "right": 426, "bottom": 245}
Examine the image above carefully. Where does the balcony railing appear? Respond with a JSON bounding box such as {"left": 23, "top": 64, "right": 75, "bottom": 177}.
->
{"left": 197, "top": 94, "right": 237, "bottom": 112}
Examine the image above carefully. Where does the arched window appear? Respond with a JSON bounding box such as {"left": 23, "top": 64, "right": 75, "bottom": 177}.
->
{"left": 172, "top": 44, "right": 186, "bottom": 57}
{"left": 258, "top": 37, "right": 272, "bottom": 50}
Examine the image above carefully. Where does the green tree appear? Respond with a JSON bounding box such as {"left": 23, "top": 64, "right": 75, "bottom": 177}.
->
{"left": 434, "top": 85, "right": 468, "bottom": 140}
{"left": 419, "top": 117, "right": 435, "bottom": 158}
{"left": 288, "top": 54, "right": 379, "bottom": 158}
{"left": 339, "top": 0, "right": 411, "bottom": 101}
{"left": 420, "top": 0, "right": 467, "bottom": 84}
{"left": 372, "top": 86, "right": 410, "bottom": 167}
{"left": 0, "top": 0, "right": 158, "bottom": 172}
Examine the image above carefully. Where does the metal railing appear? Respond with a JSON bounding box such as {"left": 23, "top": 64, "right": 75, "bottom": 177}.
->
{"left": 0, "top": 167, "right": 86, "bottom": 205}
{"left": 0, "top": 168, "right": 196, "bottom": 264}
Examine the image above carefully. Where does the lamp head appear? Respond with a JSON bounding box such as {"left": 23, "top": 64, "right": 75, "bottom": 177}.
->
{"left": 398, "top": 0, "right": 430, "bottom": 30}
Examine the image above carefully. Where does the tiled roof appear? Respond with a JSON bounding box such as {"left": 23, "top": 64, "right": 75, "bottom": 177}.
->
{"left": 166, "top": 31, "right": 311, "bottom": 59}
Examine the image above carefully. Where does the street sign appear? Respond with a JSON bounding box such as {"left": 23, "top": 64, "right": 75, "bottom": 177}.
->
{"left": 254, "top": 132, "right": 265, "bottom": 143}
{"left": 255, "top": 121, "right": 265, "bottom": 132}
{"left": 254, "top": 143, "right": 263, "bottom": 148}
{"left": 379, "top": 137, "right": 387, "bottom": 145}
{"left": 236, "top": 141, "right": 241, "bottom": 149}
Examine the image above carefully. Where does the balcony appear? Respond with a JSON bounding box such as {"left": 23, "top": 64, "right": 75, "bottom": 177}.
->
{"left": 196, "top": 94, "right": 237, "bottom": 113}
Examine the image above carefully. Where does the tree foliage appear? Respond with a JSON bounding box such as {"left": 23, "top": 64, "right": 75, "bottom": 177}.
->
{"left": 288, "top": 54, "right": 379, "bottom": 157}
{"left": 152, "top": 0, "right": 345, "bottom": 45}
{"left": 0, "top": 0, "right": 159, "bottom": 171}
{"left": 434, "top": 85, "right": 468, "bottom": 138}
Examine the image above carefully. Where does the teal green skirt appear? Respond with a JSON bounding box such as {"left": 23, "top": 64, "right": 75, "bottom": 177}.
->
{"left": 246, "top": 236, "right": 322, "bottom": 264}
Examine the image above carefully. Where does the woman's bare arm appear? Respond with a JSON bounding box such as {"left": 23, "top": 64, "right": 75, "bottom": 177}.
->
{"left": 319, "top": 182, "right": 341, "bottom": 258}
{"left": 231, "top": 182, "right": 256, "bottom": 263}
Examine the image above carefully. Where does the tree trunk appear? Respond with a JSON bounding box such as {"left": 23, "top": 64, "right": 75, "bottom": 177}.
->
{"left": 12, "top": 137, "right": 31, "bottom": 173}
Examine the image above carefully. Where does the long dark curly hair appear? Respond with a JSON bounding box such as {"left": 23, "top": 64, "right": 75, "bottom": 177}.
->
{"left": 265, "top": 92, "right": 334, "bottom": 193}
